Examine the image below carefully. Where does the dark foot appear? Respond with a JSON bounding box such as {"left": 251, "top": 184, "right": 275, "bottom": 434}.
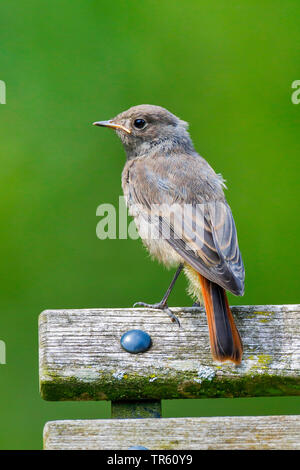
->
{"left": 192, "top": 302, "right": 200, "bottom": 307}
{"left": 133, "top": 301, "right": 180, "bottom": 327}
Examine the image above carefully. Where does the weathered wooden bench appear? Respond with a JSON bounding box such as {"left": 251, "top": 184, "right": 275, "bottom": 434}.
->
{"left": 39, "top": 304, "right": 300, "bottom": 450}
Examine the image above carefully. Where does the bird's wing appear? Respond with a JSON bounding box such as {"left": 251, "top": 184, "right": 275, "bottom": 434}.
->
{"left": 126, "top": 155, "right": 245, "bottom": 295}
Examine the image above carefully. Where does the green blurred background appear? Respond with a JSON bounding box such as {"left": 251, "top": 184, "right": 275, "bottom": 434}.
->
{"left": 0, "top": 0, "right": 299, "bottom": 449}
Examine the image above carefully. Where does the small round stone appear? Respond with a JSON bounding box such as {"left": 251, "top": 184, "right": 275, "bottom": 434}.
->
{"left": 120, "top": 329, "right": 152, "bottom": 354}
{"left": 128, "top": 445, "right": 149, "bottom": 450}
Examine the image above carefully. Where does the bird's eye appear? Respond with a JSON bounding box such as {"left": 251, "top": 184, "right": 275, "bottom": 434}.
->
{"left": 133, "top": 118, "right": 146, "bottom": 129}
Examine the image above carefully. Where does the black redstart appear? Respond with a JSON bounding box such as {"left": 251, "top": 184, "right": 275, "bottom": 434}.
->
{"left": 93, "top": 105, "right": 245, "bottom": 364}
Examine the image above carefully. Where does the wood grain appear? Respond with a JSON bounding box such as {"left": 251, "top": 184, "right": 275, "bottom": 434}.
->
{"left": 43, "top": 415, "right": 300, "bottom": 450}
{"left": 39, "top": 305, "right": 300, "bottom": 401}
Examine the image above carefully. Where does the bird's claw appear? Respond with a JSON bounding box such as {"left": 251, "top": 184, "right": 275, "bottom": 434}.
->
{"left": 133, "top": 301, "right": 180, "bottom": 327}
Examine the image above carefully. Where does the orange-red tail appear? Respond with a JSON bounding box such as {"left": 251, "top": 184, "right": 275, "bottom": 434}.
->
{"left": 198, "top": 273, "right": 243, "bottom": 364}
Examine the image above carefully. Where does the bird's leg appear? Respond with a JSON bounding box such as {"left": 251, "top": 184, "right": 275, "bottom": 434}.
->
{"left": 155, "top": 264, "right": 184, "bottom": 307}
{"left": 133, "top": 264, "right": 183, "bottom": 327}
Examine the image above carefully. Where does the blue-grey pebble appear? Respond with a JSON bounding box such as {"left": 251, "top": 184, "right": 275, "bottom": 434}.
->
{"left": 120, "top": 329, "right": 152, "bottom": 353}
{"left": 128, "top": 445, "right": 149, "bottom": 450}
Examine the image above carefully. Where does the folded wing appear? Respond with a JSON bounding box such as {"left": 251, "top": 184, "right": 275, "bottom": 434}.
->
{"left": 127, "top": 156, "right": 245, "bottom": 295}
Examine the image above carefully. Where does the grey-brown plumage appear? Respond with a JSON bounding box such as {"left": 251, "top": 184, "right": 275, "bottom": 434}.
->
{"left": 93, "top": 105, "right": 245, "bottom": 364}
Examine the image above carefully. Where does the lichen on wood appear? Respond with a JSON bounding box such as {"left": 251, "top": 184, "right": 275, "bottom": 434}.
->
{"left": 39, "top": 305, "right": 300, "bottom": 401}
{"left": 43, "top": 415, "right": 300, "bottom": 450}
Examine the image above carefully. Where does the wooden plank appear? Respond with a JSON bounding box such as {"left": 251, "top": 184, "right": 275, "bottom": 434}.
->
{"left": 39, "top": 305, "right": 300, "bottom": 401}
{"left": 43, "top": 415, "right": 300, "bottom": 450}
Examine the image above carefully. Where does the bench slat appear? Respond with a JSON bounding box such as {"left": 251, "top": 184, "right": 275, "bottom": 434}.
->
{"left": 39, "top": 305, "right": 300, "bottom": 401}
{"left": 43, "top": 415, "right": 300, "bottom": 450}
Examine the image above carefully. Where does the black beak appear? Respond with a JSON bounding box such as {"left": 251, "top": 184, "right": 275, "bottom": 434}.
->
{"left": 93, "top": 120, "right": 131, "bottom": 134}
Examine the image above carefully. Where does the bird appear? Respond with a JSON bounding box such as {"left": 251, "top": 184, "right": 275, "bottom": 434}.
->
{"left": 93, "top": 104, "right": 245, "bottom": 364}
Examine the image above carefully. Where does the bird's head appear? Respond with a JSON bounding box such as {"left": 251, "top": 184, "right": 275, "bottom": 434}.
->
{"left": 93, "top": 104, "right": 193, "bottom": 159}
